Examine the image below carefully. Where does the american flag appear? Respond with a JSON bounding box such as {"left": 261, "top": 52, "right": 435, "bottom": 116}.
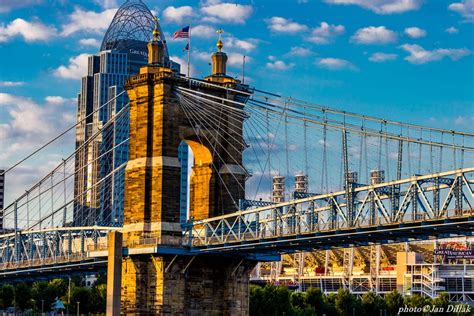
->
{"left": 173, "top": 26, "right": 190, "bottom": 39}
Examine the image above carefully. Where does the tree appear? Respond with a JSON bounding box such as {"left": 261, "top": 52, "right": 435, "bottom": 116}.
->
{"left": 273, "top": 285, "right": 293, "bottom": 315}
{"left": 0, "top": 284, "right": 14, "bottom": 309}
{"left": 249, "top": 285, "right": 265, "bottom": 316}
{"left": 323, "top": 292, "right": 338, "bottom": 316}
{"left": 70, "top": 286, "right": 92, "bottom": 314}
{"left": 305, "top": 287, "right": 324, "bottom": 312}
{"left": 335, "top": 288, "right": 361, "bottom": 316}
{"left": 361, "top": 291, "right": 386, "bottom": 316}
{"left": 14, "top": 283, "right": 32, "bottom": 311}
{"left": 90, "top": 283, "right": 107, "bottom": 313}
{"left": 31, "top": 281, "right": 61, "bottom": 312}
{"left": 433, "top": 292, "right": 450, "bottom": 315}
{"left": 385, "top": 290, "right": 404, "bottom": 316}
{"left": 291, "top": 292, "right": 307, "bottom": 310}
{"left": 404, "top": 294, "right": 432, "bottom": 316}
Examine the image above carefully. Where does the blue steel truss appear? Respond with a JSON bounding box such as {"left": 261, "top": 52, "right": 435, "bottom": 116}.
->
{"left": 0, "top": 226, "right": 118, "bottom": 273}
{"left": 184, "top": 168, "right": 474, "bottom": 254}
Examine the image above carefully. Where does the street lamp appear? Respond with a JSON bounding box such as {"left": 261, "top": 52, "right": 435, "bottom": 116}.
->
{"left": 67, "top": 277, "right": 71, "bottom": 315}
{"left": 77, "top": 301, "right": 80, "bottom": 316}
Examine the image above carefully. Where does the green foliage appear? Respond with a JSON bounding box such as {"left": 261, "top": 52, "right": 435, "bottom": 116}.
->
{"left": 0, "top": 276, "right": 106, "bottom": 314}
{"left": 0, "top": 284, "right": 14, "bottom": 309}
{"left": 305, "top": 287, "right": 324, "bottom": 312}
{"left": 385, "top": 290, "right": 404, "bottom": 316}
{"left": 433, "top": 292, "right": 450, "bottom": 315}
{"left": 71, "top": 287, "right": 92, "bottom": 314}
{"left": 404, "top": 294, "right": 432, "bottom": 316}
{"left": 334, "top": 288, "right": 361, "bottom": 316}
{"left": 91, "top": 283, "right": 107, "bottom": 312}
{"left": 14, "top": 283, "right": 32, "bottom": 311}
{"left": 361, "top": 291, "right": 386, "bottom": 316}
{"left": 291, "top": 292, "right": 306, "bottom": 310}
{"left": 249, "top": 285, "right": 265, "bottom": 315}
{"left": 31, "top": 280, "right": 62, "bottom": 312}
{"left": 248, "top": 286, "right": 468, "bottom": 316}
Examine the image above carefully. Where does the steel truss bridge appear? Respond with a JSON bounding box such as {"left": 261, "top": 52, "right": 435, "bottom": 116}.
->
{"left": 0, "top": 77, "right": 473, "bottom": 282}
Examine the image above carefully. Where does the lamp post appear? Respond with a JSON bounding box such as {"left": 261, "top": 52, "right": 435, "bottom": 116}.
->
{"left": 67, "top": 277, "right": 71, "bottom": 315}
{"left": 77, "top": 301, "right": 80, "bottom": 316}
{"left": 41, "top": 299, "right": 44, "bottom": 314}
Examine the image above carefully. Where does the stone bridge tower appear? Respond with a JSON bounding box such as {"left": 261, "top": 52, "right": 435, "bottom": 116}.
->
{"left": 107, "top": 22, "right": 255, "bottom": 315}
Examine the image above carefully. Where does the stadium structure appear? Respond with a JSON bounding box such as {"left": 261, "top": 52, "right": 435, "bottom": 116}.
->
{"left": 251, "top": 175, "right": 474, "bottom": 304}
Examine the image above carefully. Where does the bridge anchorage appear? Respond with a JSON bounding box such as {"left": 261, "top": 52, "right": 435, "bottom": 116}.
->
{"left": 0, "top": 3, "right": 473, "bottom": 315}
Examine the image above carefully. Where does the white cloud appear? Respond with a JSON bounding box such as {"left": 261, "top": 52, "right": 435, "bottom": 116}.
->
{"left": 0, "top": 0, "right": 42, "bottom": 13}
{"left": 324, "top": 0, "right": 423, "bottom": 14}
{"left": 79, "top": 38, "right": 101, "bottom": 47}
{"left": 0, "top": 81, "right": 25, "bottom": 87}
{"left": 448, "top": 0, "right": 474, "bottom": 22}
{"left": 266, "top": 60, "right": 295, "bottom": 70}
{"left": 400, "top": 44, "right": 472, "bottom": 64}
{"left": 0, "top": 93, "right": 75, "bottom": 201}
{"left": 0, "top": 93, "right": 75, "bottom": 157}
{"left": 171, "top": 55, "right": 198, "bottom": 76}
{"left": 61, "top": 7, "right": 117, "bottom": 36}
{"left": 267, "top": 17, "right": 308, "bottom": 33}
{"left": 93, "top": 0, "right": 118, "bottom": 9}
{"left": 454, "top": 115, "right": 474, "bottom": 126}
{"left": 193, "top": 50, "right": 212, "bottom": 62}
{"left": 404, "top": 27, "right": 426, "bottom": 38}
{"left": 201, "top": 3, "right": 253, "bottom": 24}
{"left": 191, "top": 25, "right": 215, "bottom": 38}
{"left": 308, "top": 22, "right": 345, "bottom": 44}
{"left": 351, "top": 26, "right": 397, "bottom": 44}
{"left": 317, "top": 57, "right": 358, "bottom": 70}
{"left": 45, "top": 96, "right": 75, "bottom": 106}
{"left": 369, "top": 52, "right": 398, "bottom": 62}
{"left": 163, "top": 6, "right": 194, "bottom": 24}
{"left": 54, "top": 54, "right": 89, "bottom": 80}
{"left": 0, "top": 18, "right": 57, "bottom": 42}
{"left": 228, "top": 53, "right": 250, "bottom": 67}
{"left": 287, "top": 47, "right": 313, "bottom": 57}
{"left": 223, "top": 37, "right": 257, "bottom": 52}
{"left": 446, "top": 26, "right": 459, "bottom": 34}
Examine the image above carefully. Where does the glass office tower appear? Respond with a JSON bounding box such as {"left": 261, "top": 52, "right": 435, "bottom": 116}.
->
{"left": 74, "top": 0, "right": 183, "bottom": 226}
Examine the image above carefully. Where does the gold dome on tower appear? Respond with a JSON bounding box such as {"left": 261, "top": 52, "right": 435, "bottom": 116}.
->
{"left": 217, "top": 39, "right": 223, "bottom": 52}
{"left": 147, "top": 16, "right": 164, "bottom": 65}
{"left": 204, "top": 28, "right": 239, "bottom": 84}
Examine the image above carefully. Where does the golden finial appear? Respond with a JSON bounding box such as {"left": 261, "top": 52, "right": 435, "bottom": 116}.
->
{"left": 216, "top": 28, "right": 224, "bottom": 52}
{"left": 152, "top": 16, "right": 160, "bottom": 41}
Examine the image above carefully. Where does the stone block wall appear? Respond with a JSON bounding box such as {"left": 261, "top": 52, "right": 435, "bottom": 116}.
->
{"left": 121, "top": 254, "right": 256, "bottom": 315}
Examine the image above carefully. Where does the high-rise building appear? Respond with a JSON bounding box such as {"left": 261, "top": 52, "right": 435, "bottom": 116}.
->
{"left": 74, "top": 0, "right": 181, "bottom": 226}
{"left": 0, "top": 170, "right": 4, "bottom": 231}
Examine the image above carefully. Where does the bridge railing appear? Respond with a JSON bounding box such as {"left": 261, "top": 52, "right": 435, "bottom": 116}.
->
{"left": 0, "top": 226, "right": 119, "bottom": 268}
{"left": 184, "top": 168, "right": 474, "bottom": 249}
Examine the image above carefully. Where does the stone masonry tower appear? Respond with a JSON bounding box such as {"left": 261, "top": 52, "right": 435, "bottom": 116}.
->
{"left": 114, "top": 21, "right": 255, "bottom": 315}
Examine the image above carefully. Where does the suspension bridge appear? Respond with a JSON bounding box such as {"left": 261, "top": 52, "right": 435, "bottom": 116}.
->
{"left": 0, "top": 5, "right": 472, "bottom": 313}
{"left": 0, "top": 74, "right": 472, "bottom": 279}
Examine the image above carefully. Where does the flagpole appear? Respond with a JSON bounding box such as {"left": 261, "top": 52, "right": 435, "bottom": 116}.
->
{"left": 187, "top": 25, "right": 191, "bottom": 77}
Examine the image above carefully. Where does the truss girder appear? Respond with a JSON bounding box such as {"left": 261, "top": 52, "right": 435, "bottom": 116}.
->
{"left": 0, "top": 227, "right": 117, "bottom": 269}
{"left": 185, "top": 168, "right": 474, "bottom": 250}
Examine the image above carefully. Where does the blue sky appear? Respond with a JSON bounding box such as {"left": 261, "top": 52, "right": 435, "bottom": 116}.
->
{"left": 0, "top": 0, "right": 473, "bottom": 201}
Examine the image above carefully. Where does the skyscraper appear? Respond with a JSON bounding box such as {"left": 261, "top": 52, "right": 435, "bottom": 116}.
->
{"left": 74, "top": 0, "right": 181, "bottom": 226}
